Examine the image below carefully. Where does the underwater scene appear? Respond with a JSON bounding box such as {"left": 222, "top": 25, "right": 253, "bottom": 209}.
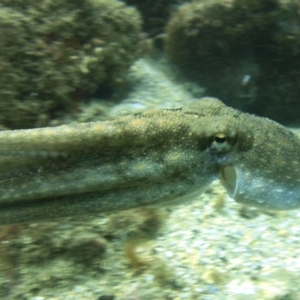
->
{"left": 0, "top": 0, "right": 300, "bottom": 299}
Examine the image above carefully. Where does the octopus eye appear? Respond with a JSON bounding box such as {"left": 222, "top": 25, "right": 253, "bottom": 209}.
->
{"left": 214, "top": 133, "right": 227, "bottom": 144}
{"left": 210, "top": 133, "right": 234, "bottom": 153}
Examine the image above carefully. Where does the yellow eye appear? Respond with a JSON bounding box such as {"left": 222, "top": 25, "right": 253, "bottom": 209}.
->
{"left": 214, "top": 133, "right": 227, "bottom": 143}
{"left": 210, "top": 133, "right": 233, "bottom": 153}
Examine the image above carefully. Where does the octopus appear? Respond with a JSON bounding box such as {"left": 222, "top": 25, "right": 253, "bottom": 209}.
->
{"left": 0, "top": 97, "right": 300, "bottom": 225}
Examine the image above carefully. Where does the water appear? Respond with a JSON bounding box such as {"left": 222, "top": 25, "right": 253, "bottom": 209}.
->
{"left": 0, "top": 0, "right": 300, "bottom": 299}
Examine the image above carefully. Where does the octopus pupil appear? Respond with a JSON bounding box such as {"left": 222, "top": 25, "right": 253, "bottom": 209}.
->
{"left": 215, "top": 136, "right": 226, "bottom": 143}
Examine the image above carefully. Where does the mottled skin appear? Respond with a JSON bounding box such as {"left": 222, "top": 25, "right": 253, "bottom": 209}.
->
{"left": 1, "top": 97, "right": 300, "bottom": 225}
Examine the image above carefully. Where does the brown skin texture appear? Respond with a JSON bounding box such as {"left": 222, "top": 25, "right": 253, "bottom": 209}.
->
{"left": 0, "top": 97, "right": 300, "bottom": 225}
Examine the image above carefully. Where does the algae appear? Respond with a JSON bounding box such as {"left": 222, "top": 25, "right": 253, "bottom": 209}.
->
{"left": 165, "top": 0, "right": 300, "bottom": 124}
{"left": 0, "top": 0, "right": 143, "bottom": 129}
